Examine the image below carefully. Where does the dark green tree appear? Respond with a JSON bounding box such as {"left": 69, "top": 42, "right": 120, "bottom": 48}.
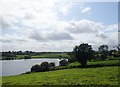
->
{"left": 49, "top": 62, "right": 55, "bottom": 70}
{"left": 98, "top": 45, "right": 108, "bottom": 60}
{"left": 31, "top": 62, "right": 50, "bottom": 72}
{"left": 41, "top": 62, "right": 50, "bottom": 71}
{"left": 59, "top": 59, "right": 68, "bottom": 66}
{"left": 31, "top": 64, "right": 41, "bottom": 72}
{"left": 114, "top": 44, "right": 120, "bottom": 57}
{"left": 49, "top": 62, "right": 55, "bottom": 67}
{"left": 73, "top": 43, "right": 93, "bottom": 67}
{"left": 68, "top": 52, "right": 77, "bottom": 63}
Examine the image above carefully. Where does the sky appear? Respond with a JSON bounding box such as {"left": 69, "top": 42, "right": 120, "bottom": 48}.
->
{"left": 0, "top": 0, "right": 119, "bottom": 52}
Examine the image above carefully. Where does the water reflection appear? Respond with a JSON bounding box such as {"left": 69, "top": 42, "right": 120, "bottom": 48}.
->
{"left": 1, "top": 58, "right": 61, "bottom": 76}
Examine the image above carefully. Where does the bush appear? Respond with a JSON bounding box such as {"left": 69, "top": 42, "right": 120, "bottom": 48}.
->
{"left": 40, "top": 62, "right": 49, "bottom": 71}
{"left": 31, "top": 62, "right": 56, "bottom": 72}
{"left": 68, "top": 57, "right": 77, "bottom": 63}
{"left": 49, "top": 62, "right": 55, "bottom": 67}
{"left": 49, "top": 62, "right": 55, "bottom": 70}
{"left": 59, "top": 60, "right": 68, "bottom": 66}
{"left": 31, "top": 64, "right": 41, "bottom": 72}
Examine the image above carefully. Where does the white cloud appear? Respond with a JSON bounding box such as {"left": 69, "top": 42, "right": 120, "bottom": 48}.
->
{"left": 59, "top": 2, "right": 73, "bottom": 15}
{"left": 0, "top": 16, "right": 13, "bottom": 29}
{"left": 81, "top": 7, "right": 92, "bottom": 14}
{"left": 0, "top": 0, "right": 118, "bottom": 51}
{"left": 96, "top": 33, "right": 107, "bottom": 39}
{"left": 30, "top": 31, "right": 46, "bottom": 42}
{"left": 29, "top": 29, "right": 73, "bottom": 42}
{"left": 105, "top": 24, "right": 118, "bottom": 32}
{"left": 48, "top": 32, "right": 73, "bottom": 40}
{"left": 1, "top": 0, "right": 59, "bottom": 29}
{"left": 66, "top": 19, "right": 105, "bottom": 34}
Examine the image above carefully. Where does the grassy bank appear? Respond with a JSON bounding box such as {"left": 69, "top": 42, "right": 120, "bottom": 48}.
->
{"left": 0, "top": 77, "right": 2, "bottom": 86}
{"left": 15, "top": 53, "right": 69, "bottom": 59}
{"left": 56, "top": 59, "right": 119, "bottom": 70}
{"left": 32, "top": 53, "right": 69, "bottom": 58}
{"left": 2, "top": 66, "right": 118, "bottom": 85}
{"left": 2, "top": 59, "right": 119, "bottom": 86}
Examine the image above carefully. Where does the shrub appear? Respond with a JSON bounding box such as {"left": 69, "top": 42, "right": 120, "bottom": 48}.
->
{"left": 31, "top": 64, "right": 41, "bottom": 72}
{"left": 40, "top": 62, "right": 49, "bottom": 71}
{"left": 49, "top": 62, "right": 55, "bottom": 70}
{"left": 31, "top": 62, "right": 56, "bottom": 72}
{"left": 68, "top": 57, "right": 77, "bottom": 63}
{"left": 49, "top": 62, "right": 55, "bottom": 67}
{"left": 59, "top": 60, "right": 68, "bottom": 66}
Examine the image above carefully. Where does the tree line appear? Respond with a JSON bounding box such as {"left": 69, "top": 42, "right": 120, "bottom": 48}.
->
{"left": 30, "top": 43, "right": 120, "bottom": 72}
{"left": 1, "top": 43, "right": 120, "bottom": 61}
{"left": 1, "top": 51, "right": 67, "bottom": 60}
{"left": 20, "top": 43, "right": 120, "bottom": 73}
{"left": 68, "top": 43, "right": 120, "bottom": 67}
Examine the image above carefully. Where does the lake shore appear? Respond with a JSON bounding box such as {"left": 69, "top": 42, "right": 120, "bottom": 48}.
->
{"left": 2, "top": 53, "right": 69, "bottom": 60}
{"left": 2, "top": 59, "right": 119, "bottom": 85}
{"left": 0, "top": 58, "right": 63, "bottom": 76}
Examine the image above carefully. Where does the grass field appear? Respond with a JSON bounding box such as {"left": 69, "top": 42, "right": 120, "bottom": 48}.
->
{"left": 2, "top": 66, "right": 118, "bottom": 85}
{"left": 32, "top": 53, "right": 69, "bottom": 58}
{"left": 15, "top": 53, "right": 69, "bottom": 59}
{"left": 16, "top": 55, "right": 28, "bottom": 59}
{"left": 1, "top": 59, "right": 119, "bottom": 86}
{"left": 0, "top": 77, "right": 2, "bottom": 86}
{"left": 56, "top": 59, "right": 119, "bottom": 70}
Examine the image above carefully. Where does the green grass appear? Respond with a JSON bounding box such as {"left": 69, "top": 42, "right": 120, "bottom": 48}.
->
{"left": 0, "top": 76, "right": 2, "bottom": 86}
{"left": 57, "top": 59, "right": 119, "bottom": 69}
{"left": 2, "top": 59, "right": 119, "bottom": 85}
{"left": 16, "top": 55, "right": 28, "bottom": 59}
{"left": 32, "top": 53, "right": 69, "bottom": 58}
{"left": 88, "top": 60, "right": 119, "bottom": 65}
{"left": 2, "top": 66, "right": 119, "bottom": 85}
{"left": 14, "top": 53, "right": 69, "bottom": 59}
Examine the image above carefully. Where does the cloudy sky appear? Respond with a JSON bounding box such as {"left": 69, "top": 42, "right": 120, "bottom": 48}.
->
{"left": 0, "top": 0, "right": 118, "bottom": 52}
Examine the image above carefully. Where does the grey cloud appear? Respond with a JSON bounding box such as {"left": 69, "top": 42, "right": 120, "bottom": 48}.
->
{"left": 107, "top": 40, "right": 118, "bottom": 50}
{"left": 30, "top": 31, "right": 46, "bottom": 41}
{"left": 96, "top": 33, "right": 107, "bottom": 39}
{"left": 68, "top": 26, "right": 96, "bottom": 33}
{"left": 23, "top": 13, "right": 34, "bottom": 20}
{"left": 0, "top": 16, "right": 12, "bottom": 29}
{"left": 119, "top": 32, "right": 120, "bottom": 44}
{"left": 30, "top": 30, "right": 73, "bottom": 41}
{"left": 0, "top": 39, "right": 12, "bottom": 43}
{"left": 48, "top": 32, "right": 73, "bottom": 41}
{"left": 0, "top": 36, "right": 27, "bottom": 43}
{"left": 17, "top": 39, "right": 27, "bottom": 42}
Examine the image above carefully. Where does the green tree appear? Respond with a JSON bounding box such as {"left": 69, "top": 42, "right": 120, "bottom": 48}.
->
{"left": 98, "top": 45, "right": 108, "bottom": 60}
{"left": 59, "top": 60, "right": 68, "bottom": 66}
{"left": 31, "top": 64, "right": 41, "bottom": 72}
{"left": 73, "top": 43, "right": 93, "bottom": 67}
{"left": 41, "top": 62, "right": 50, "bottom": 71}
{"left": 49, "top": 62, "right": 55, "bottom": 67}
{"left": 68, "top": 52, "right": 77, "bottom": 63}
{"left": 114, "top": 44, "right": 120, "bottom": 57}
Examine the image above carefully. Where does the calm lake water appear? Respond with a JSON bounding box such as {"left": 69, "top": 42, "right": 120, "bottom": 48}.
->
{"left": 0, "top": 58, "right": 62, "bottom": 76}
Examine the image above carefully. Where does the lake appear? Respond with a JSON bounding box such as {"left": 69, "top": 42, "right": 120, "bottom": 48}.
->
{"left": 0, "top": 58, "right": 62, "bottom": 76}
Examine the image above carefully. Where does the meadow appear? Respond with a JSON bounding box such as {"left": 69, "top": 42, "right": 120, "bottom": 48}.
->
{"left": 31, "top": 53, "right": 69, "bottom": 58}
{"left": 2, "top": 67, "right": 118, "bottom": 85}
{"left": 15, "top": 53, "right": 69, "bottom": 59}
{"left": 1, "top": 59, "right": 119, "bottom": 86}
